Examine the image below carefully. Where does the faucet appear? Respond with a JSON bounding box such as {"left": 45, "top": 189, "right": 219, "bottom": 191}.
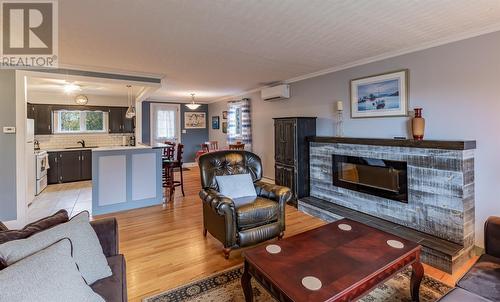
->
{"left": 77, "top": 140, "right": 85, "bottom": 148}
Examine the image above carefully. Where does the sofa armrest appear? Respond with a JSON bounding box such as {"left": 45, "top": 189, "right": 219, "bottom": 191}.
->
{"left": 0, "top": 222, "right": 7, "bottom": 231}
{"left": 485, "top": 216, "right": 500, "bottom": 258}
{"left": 90, "top": 218, "right": 119, "bottom": 257}
{"left": 199, "top": 189, "right": 236, "bottom": 217}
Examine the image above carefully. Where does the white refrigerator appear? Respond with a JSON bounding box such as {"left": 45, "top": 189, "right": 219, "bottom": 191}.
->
{"left": 26, "top": 119, "right": 35, "bottom": 205}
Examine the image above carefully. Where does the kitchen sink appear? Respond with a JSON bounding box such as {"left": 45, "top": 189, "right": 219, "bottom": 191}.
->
{"left": 64, "top": 146, "right": 98, "bottom": 149}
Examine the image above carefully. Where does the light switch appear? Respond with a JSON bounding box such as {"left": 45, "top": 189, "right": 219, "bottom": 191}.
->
{"left": 182, "top": 129, "right": 187, "bottom": 134}
{"left": 3, "top": 126, "right": 16, "bottom": 133}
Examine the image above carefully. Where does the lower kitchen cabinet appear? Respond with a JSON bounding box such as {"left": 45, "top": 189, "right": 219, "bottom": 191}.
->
{"left": 47, "top": 150, "right": 92, "bottom": 184}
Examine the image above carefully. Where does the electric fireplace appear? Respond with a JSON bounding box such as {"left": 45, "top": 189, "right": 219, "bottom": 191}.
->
{"left": 332, "top": 155, "right": 408, "bottom": 202}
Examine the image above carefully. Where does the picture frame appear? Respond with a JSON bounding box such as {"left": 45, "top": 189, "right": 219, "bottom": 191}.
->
{"left": 222, "top": 111, "right": 228, "bottom": 119}
{"left": 350, "top": 69, "right": 408, "bottom": 118}
{"left": 222, "top": 121, "right": 227, "bottom": 134}
{"left": 184, "top": 112, "right": 206, "bottom": 129}
{"left": 212, "top": 116, "right": 220, "bottom": 129}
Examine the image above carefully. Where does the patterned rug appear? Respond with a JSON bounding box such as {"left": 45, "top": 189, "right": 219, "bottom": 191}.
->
{"left": 143, "top": 265, "right": 452, "bottom": 302}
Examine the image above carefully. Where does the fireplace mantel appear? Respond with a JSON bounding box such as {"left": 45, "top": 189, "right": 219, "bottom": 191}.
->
{"left": 308, "top": 136, "right": 476, "bottom": 150}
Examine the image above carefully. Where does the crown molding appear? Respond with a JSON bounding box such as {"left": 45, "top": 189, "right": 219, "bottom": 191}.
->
{"left": 209, "top": 23, "right": 500, "bottom": 104}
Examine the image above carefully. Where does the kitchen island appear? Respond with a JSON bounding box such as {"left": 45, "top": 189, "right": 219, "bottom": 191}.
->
{"left": 91, "top": 144, "right": 164, "bottom": 215}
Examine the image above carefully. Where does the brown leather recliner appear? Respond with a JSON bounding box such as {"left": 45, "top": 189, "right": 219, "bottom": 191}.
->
{"left": 198, "top": 150, "right": 292, "bottom": 259}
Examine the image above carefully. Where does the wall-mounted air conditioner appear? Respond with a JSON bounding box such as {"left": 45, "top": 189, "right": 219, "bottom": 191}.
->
{"left": 261, "top": 84, "right": 290, "bottom": 101}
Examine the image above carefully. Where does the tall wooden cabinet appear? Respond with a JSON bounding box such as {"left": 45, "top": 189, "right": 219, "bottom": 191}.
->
{"left": 273, "top": 117, "right": 316, "bottom": 205}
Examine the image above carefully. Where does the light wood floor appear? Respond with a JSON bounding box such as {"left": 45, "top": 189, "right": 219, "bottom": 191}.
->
{"left": 96, "top": 167, "right": 476, "bottom": 302}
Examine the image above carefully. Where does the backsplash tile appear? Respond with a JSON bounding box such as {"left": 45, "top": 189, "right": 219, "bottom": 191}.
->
{"left": 35, "top": 133, "right": 133, "bottom": 150}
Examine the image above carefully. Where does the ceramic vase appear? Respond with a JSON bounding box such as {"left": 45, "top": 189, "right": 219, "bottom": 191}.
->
{"left": 412, "top": 108, "right": 425, "bottom": 140}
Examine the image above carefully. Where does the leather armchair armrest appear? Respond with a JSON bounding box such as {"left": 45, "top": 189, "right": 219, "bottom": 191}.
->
{"left": 199, "top": 189, "right": 237, "bottom": 247}
{"left": 254, "top": 181, "right": 292, "bottom": 232}
{"left": 254, "top": 181, "right": 293, "bottom": 205}
{"left": 485, "top": 216, "right": 500, "bottom": 258}
{"left": 90, "top": 217, "right": 119, "bottom": 257}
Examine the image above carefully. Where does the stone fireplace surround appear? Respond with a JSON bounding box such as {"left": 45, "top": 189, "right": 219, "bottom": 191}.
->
{"left": 298, "top": 137, "right": 476, "bottom": 274}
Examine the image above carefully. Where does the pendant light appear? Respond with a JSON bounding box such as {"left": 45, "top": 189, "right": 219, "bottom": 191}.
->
{"left": 74, "top": 94, "right": 88, "bottom": 105}
{"left": 185, "top": 93, "right": 201, "bottom": 110}
{"left": 125, "top": 85, "right": 136, "bottom": 119}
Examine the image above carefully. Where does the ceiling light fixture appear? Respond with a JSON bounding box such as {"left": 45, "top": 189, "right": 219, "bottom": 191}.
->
{"left": 185, "top": 93, "right": 201, "bottom": 110}
{"left": 63, "top": 83, "right": 81, "bottom": 94}
{"left": 74, "top": 95, "right": 88, "bottom": 105}
{"left": 125, "top": 85, "right": 136, "bottom": 119}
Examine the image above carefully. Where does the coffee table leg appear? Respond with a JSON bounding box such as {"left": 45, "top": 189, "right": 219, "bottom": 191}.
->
{"left": 410, "top": 261, "right": 424, "bottom": 302}
{"left": 241, "top": 261, "right": 253, "bottom": 302}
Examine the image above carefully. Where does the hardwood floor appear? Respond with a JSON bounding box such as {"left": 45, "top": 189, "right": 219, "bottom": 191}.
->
{"left": 96, "top": 167, "right": 476, "bottom": 302}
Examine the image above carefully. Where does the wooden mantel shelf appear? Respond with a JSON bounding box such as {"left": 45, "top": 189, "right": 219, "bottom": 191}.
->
{"left": 308, "top": 136, "right": 476, "bottom": 150}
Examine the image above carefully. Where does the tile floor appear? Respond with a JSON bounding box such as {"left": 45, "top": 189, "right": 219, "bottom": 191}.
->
{"left": 28, "top": 181, "right": 93, "bottom": 222}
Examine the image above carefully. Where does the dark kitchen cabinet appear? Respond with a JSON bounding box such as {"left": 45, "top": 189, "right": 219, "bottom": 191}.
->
{"left": 47, "top": 150, "right": 92, "bottom": 184}
{"left": 59, "top": 151, "right": 82, "bottom": 183}
{"left": 109, "top": 107, "right": 134, "bottom": 133}
{"left": 80, "top": 150, "right": 92, "bottom": 180}
{"left": 273, "top": 117, "right": 316, "bottom": 205}
{"left": 33, "top": 104, "right": 52, "bottom": 135}
{"left": 27, "top": 103, "right": 35, "bottom": 119}
{"left": 47, "top": 152, "right": 59, "bottom": 184}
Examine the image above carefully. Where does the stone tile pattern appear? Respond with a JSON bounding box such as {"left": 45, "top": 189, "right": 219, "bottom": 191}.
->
{"left": 309, "top": 142, "right": 475, "bottom": 248}
{"left": 35, "top": 133, "right": 129, "bottom": 149}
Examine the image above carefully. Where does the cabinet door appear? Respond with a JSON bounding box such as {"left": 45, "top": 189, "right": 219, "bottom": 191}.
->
{"left": 34, "top": 104, "right": 52, "bottom": 135}
{"left": 274, "top": 121, "right": 284, "bottom": 163}
{"left": 80, "top": 150, "right": 92, "bottom": 180}
{"left": 27, "top": 103, "right": 35, "bottom": 119}
{"left": 108, "top": 107, "right": 123, "bottom": 133}
{"left": 282, "top": 120, "right": 296, "bottom": 165}
{"left": 47, "top": 152, "right": 59, "bottom": 184}
{"left": 122, "top": 108, "right": 134, "bottom": 133}
{"left": 59, "top": 151, "right": 81, "bottom": 183}
{"left": 275, "top": 164, "right": 295, "bottom": 194}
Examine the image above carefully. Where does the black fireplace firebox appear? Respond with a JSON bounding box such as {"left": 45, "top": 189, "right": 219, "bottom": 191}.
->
{"left": 332, "top": 155, "right": 408, "bottom": 203}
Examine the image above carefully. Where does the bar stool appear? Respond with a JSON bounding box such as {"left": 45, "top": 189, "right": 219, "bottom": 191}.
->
{"left": 162, "top": 144, "right": 185, "bottom": 201}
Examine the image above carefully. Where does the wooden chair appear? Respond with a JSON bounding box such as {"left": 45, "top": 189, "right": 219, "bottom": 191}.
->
{"left": 163, "top": 143, "right": 176, "bottom": 160}
{"left": 229, "top": 143, "right": 245, "bottom": 150}
{"left": 201, "top": 143, "right": 210, "bottom": 153}
{"left": 205, "top": 141, "right": 218, "bottom": 151}
{"left": 162, "top": 144, "right": 185, "bottom": 201}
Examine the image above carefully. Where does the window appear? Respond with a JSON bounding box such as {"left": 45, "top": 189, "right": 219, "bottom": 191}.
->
{"left": 156, "top": 109, "right": 176, "bottom": 139}
{"left": 53, "top": 110, "right": 108, "bottom": 133}
{"left": 150, "top": 103, "right": 180, "bottom": 145}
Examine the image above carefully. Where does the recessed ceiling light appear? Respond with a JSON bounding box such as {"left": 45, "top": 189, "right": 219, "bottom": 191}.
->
{"left": 74, "top": 95, "right": 88, "bottom": 105}
{"left": 63, "top": 83, "right": 81, "bottom": 94}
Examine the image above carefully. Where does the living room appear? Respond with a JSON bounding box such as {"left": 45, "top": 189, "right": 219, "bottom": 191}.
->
{"left": 1, "top": 1, "right": 500, "bottom": 302}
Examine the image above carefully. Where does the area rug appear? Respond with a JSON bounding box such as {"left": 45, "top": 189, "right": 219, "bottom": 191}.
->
{"left": 143, "top": 265, "right": 452, "bottom": 302}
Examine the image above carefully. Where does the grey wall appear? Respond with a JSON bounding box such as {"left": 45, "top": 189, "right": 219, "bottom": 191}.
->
{"left": 208, "top": 30, "right": 500, "bottom": 247}
{"left": 142, "top": 101, "right": 209, "bottom": 162}
{"left": 0, "top": 70, "right": 17, "bottom": 221}
{"left": 208, "top": 100, "right": 229, "bottom": 149}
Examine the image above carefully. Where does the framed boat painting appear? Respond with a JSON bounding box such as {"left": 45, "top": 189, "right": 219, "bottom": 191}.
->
{"left": 350, "top": 69, "right": 408, "bottom": 118}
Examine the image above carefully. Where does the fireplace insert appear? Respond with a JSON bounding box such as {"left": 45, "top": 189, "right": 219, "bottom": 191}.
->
{"left": 332, "top": 155, "right": 408, "bottom": 202}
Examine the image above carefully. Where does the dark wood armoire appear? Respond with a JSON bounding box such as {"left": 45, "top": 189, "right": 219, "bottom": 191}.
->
{"left": 273, "top": 117, "right": 316, "bottom": 205}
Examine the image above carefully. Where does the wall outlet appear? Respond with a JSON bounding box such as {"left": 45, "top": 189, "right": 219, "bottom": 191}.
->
{"left": 3, "top": 126, "right": 15, "bottom": 134}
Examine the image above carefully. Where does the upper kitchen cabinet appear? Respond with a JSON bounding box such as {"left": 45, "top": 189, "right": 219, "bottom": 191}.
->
{"left": 32, "top": 104, "right": 53, "bottom": 135}
{"left": 109, "top": 107, "right": 134, "bottom": 134}
{"left": 27, "top": 103, "right": 36, "bottom": 119}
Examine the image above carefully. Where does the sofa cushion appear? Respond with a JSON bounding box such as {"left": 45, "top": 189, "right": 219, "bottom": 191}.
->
{"left": 0, "top": 209, "right": 68, "bottom": 244}
{"left": 234, "top": 196, "right": 279, "bottom": 230}
{"left": 0, "top": 211, "right": 112, "bottom": 285}
{"left": 216, "top": 173, "right": 257, "bottom": 199}
{"left": 0, "top": 238, "right": 104, "bottom": 302}
{"left": 91, "top": 254, "right": 127, "bottom": 302}
{"left": 439, "top": 288, "right": 491, "bottom": 302}
{"left": 457, "top": 254, "right": 500, "bottom": 301}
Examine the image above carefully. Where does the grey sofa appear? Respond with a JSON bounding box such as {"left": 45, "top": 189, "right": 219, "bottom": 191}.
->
{"left": 439, "top": 217, "right": 500, "bottom": 302}
{"left": 1, "top": 217, "right": 126, "bottom": 301}
{"left": 89, "top": 217, "right": 127, "bottom": 302}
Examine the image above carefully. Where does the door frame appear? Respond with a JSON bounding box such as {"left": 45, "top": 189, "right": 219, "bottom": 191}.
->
{"left": 149, "top": 102, "right": 181, "bottom": 145}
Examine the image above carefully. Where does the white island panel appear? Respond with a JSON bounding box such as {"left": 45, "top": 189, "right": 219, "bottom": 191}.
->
{"left": 98, "top": 155, "right": 127, "bottom": 206}
{"left": 132, "top": 153, "right": 157, "bottom": 200}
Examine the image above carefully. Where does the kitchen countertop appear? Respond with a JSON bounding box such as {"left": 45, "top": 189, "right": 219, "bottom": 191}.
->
{"left": 42, "top": 145, "right": 150, "bottom": 152}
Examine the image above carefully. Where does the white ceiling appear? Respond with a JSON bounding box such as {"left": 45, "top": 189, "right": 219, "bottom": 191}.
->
{"left": 57, "top": 0, "right": 500, "bottom": 103}
{"left": 27, "top": 78, "right": 136, "bottom": 98}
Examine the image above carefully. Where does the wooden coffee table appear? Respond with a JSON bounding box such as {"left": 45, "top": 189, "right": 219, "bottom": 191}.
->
{"left": 241, "top": 218, "right": 424, "bottom": 302}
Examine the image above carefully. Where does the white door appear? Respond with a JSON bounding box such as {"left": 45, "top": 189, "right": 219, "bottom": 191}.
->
{"left": 150, "top": 103, "right": 181, "bottom": 145}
